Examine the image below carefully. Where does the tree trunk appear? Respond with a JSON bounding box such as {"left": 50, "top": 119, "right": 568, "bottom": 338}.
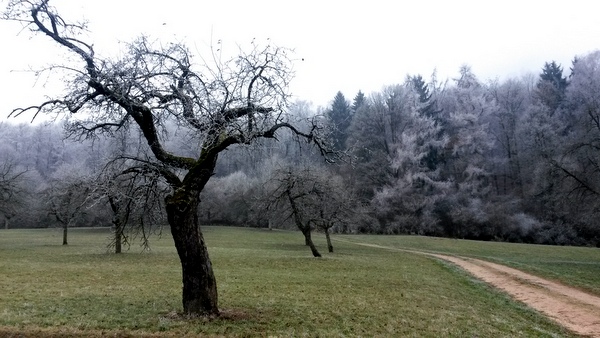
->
{"left": 302, "top": 228, "right": 321, "bottom": 257}
{"left": 114, "top": 219, "right": 122, "bottom": 254}
{"left": 166, "top": 190, "right": 219, "bottom": 316}
{"left": 325, "top": 228, "right": 333, "bottom": 253}
{"left": 109, "top": 197, "right": 123, "bottom": 254}
{"left": 62, "top": 223, "right": 68, "bottom": 245}
{"left": 304, "top": 230, "right": 311, "bottom": 246}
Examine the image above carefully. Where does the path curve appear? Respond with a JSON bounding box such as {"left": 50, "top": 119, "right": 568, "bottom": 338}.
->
{"left": 336, "top": 239, "right": 600, "bottom": 337}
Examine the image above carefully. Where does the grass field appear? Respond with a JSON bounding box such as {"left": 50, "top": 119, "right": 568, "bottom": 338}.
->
{"left": 0, "top": 227, "right": 585, "bottom": 337}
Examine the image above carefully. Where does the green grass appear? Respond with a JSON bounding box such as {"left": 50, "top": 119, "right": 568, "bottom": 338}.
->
{"left": 0, "top": 227, "right": 579, "bottom": 337}
{"left": 338, "top": 234, "right": 600, "bottom": 296}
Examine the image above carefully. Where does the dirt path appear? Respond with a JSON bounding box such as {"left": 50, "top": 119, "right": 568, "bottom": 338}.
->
{"left": 336, "top": 239, "right": 600, "bottom": 337}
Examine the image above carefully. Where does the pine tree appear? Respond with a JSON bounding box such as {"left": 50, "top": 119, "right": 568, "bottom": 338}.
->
{"left": 536, "top": 61, "right": 568, "bottom": 112}
{"left": 351, "top": 90, "right": 366, "bottom": 113}
{"left": 408, "top": 75, "right": 444, "bottom": 170}
{"left": 327, "top": 92, "right": 352, "bottom": 151}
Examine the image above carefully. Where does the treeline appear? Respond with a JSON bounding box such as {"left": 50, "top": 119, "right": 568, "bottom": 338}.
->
{"left": 202, "top": 52, "right": 600, "bottom": 246}
{"left": 2, "top": 51, "right": 600, "bottom": 247}
{"left": 0, "top": 124, "right": 167, "bottom": 250}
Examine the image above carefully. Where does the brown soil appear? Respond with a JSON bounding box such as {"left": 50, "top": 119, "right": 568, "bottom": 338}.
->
{"left": 344, "top": 240, "right": 600, "bottom": 337}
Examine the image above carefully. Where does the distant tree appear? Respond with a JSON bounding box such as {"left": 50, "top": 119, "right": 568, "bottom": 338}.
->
{"left": 327, "top": 92, "right": 352, "bottom": 151}
{"left": 409, "top": 75, "right": 441, "bottom": 120}
{"left": 198, "top": 171, "right": 259, "bottom": 226}
{"left": 550, "top": 51, "right": 600, "bottom": 243}
{"left": 45, "top": 162, "right": 95, "bottom": 245}
{"left": 408, "top": 74, "right": 445, "bottom": 171}
{"left": 489, "top": 79, "right": 529, "bottom": 197}
{"left": 99, "top": 162, "right": 168, "bottom": 253}
{"left": 455, "top": 65, "right": 480, "bottom": 89}
{"left": 536, "top": 61, "right": 568, "bottom": 112}
{"left": 0, "top": 160, "right": 27, "bottom": 229}
{"left": 306, "top": 171, "right": 357, "bottom": 252}
{"left": 351, "top": 90, "right": 366, "bottom": 114}
{"left": 436, "top": 72, "right": 496, "bottom": 238}
{"left": 371, "top": 86, "right": 449, "bottom": 234}
{"left": 346, "top": 85, "right": 410, "bottom": 200}
{"left": 266, "top": 166, "right": 323, "bottom": 257}
{"left": 4, "top": 0, "right": 328, "bottom": 315}
{"left": 263, "top": 165, "right": 357, "bottom": 255}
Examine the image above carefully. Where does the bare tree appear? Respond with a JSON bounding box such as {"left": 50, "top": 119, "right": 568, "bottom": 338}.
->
{"left": 304, "top": 171, "right": 356, "bottom": 253}
{"left": 265, "top": 166, "right": 355, "bottom": 255}
{"left": 45, "top": 162, "right": 95, "bottom": 245}
{"left": 0, "top": 161, "right": 27, "bottom": 229}
{"left": 266, "top": 166, "right": 323, "bottom": 257}
{"left": 3, "top": 0, "right": 328, "bottom": 315}
{"left": 99, "top": 162, "right": 168, "bottom": 253}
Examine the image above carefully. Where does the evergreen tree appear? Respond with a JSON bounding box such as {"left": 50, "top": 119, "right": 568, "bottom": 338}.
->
{"left": 327, "top": 92, "right": 352, "bottom": 151}
{"left": 408, "top": 75, "right": 444, "bottom": 170}
{"left": 409, "top": 75, "right": 437, "bottom": 118}
{"left": 351, "top": 90, "right": 366, "bottom": 113}
{"left": 536, "top": 61, "right": 568, "bottom": 112}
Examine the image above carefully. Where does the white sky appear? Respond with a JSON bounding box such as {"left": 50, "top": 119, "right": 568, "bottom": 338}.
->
{"left": 1, "top": 0, "right": 599, "bottom": 122}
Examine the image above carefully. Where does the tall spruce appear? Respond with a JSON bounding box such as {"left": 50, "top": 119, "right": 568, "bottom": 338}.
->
{"left": 351, "top": 90, "right": 366, "bottom": 113}
{"left": 536, "top": 61, "right": 568, "bottom": 112}
{"left": 327, "top": 92, "right": 352, "bottom": 151}
{"left": 409, "top": 75, "right": 444, "bottom": 170}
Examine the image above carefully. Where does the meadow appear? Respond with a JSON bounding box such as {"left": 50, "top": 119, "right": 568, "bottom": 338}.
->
{"left": 0, "top": 227, "right": 589, "bottom": 337}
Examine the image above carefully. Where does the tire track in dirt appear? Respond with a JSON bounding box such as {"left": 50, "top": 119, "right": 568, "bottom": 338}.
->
{"left": 335, "top": 238, "right": 600, "bottom": 337}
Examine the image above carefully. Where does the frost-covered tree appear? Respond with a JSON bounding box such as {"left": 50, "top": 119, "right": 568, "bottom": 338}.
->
{"left": 436, "top": 70, "right": 496, "bottom": 237}
{"left": 546, "top": 51, "right": 600, "bottom": 242}
{"left": 371, "top": 83, "right": 449, "bottom": 234}
{"left": 488, "top": 78, "right": 530, "bottom": 197}
{"left": 346, "top": 85, "right": 410, "bottom": 200}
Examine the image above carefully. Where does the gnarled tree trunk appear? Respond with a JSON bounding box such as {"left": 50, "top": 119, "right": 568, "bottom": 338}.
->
{"left": 166, "top": 187, "right": 219, "bottom": 316}
{"left": 301, "top": 227, "right": 321, "bottom": 257}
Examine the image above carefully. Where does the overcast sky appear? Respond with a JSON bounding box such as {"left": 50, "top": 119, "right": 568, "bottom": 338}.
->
{"left": 1, "top": 0, "right": 599, "bottom": 122}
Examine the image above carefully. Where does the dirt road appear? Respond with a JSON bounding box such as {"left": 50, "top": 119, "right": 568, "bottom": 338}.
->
{"left": 338, "top": 240, "right": 600, "bottom": 337}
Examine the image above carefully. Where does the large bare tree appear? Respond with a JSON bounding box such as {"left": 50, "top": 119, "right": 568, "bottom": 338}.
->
{"left": 3, "top": 0, "right": 327, "bottom": 315}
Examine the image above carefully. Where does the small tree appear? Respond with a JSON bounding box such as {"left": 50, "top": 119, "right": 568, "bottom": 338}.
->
{"left": 99, "top": 163, "right": 168, "bottom": 253}
{"left": 266, "top": 166, "right": 323, "bottom": 257}
{"left": 45, "top": 162, "right": 95, "bottom": 245}
{"left": 265, "top": 165, "right": 355, "bottom": 255}
{"left": 45, "top": 178, "right": 91, "bottom": 245}
{"left": 0, "top": 160, "right": 27, "bottom": 229}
